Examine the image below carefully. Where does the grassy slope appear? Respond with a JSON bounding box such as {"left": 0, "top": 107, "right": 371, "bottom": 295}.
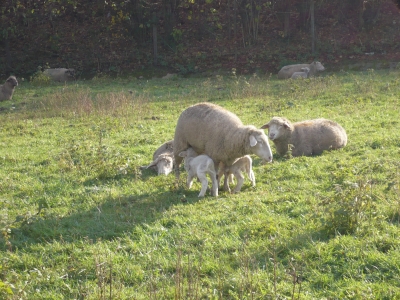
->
{"left": 0, "top": 70, "right": 399, "bottom": 299}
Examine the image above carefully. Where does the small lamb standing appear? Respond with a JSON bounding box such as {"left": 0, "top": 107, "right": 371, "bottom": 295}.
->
{"left": 278, "top": 61, "right": 325, "bottom": 79}
{"left": 0, "top": 76, "right": 18, "bottom": 101}
{"left": 43, "top": 68, "right": 75, "bottom": 82}
{"left": 173, "top": 103, "right": 273, "bottom": 197}
{"left": 179, "top": 150, "right": 218, "bottom": 197}
{"left": 144, "top": 140, "right": 174, "bottom": 175}
{"left": 291, "top": 67, "right": 310, "bottom": 79}
{"left": 261, "top": 117, "right": 347, "bottom": 157}
{"left": 218, "top": 155, "right": 255, "bottom": 193}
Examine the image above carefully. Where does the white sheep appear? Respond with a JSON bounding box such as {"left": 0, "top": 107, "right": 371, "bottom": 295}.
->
{"left": 0, "top": 76, "right": 18, "bottom": 101}
{"left": 143, "top": 140, "right": 174, "bottom": 175}
{"left": 173, "top": 102, "right": 273, "bottom": 196}
{"left": 278, "top": 61, "right": 325, "bottom": 79}
{"left": 43, "top": 68, "right": 75, "bottom": 82}
{"left": 290, "top": 67, "right": 310, "bottom": 79}
{"left": 218, "top": 155, "right": 255, "bottom": 193}
{"left": 260, "top": 117, "right": 347, "bottom": 157}
{"left": 179, "top": 150, "right": 218, "bottom": 197}
{"left": 145, "top": 153, "right": 174, "bottom": 176}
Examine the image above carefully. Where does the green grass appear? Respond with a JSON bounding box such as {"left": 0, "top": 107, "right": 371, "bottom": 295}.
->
{"left": 1, "top": 69, "right": 400, "bottom": 299}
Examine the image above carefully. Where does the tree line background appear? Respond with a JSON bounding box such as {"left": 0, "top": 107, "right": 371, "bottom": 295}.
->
{"left": 1, "top": 0, "right": 400, "bottom": 78}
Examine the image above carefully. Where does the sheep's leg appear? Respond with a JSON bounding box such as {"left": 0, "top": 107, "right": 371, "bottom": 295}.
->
{"left": 233, "top": 171, "right": 244, "bottom": 193}
{"left": 197, "top": 173, "right": 208, "bottom": 197}
{"left": 217, "top": 168, "right": 224, "bottom": 188}
{"left": 174, "top": 155, "right": 183, "bottom": 180}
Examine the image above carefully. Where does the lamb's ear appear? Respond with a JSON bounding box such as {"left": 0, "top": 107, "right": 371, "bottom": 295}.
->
{"left": 283, "top": 121, "right": 291, "bottom": 129}
{"left": 260, "top": 123, "right": 269, "bottom": 129}
{"left": 178, "top": 151, "right": 187, "bottom": 158}
{"left": 249, "top": 135, "right": 258, "bottom": 147}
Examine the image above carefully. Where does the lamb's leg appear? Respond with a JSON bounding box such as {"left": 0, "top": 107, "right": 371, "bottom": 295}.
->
{"left": 197, "top": 173, "right": 208, "bottom": 197}
{"left": 233, "top": 171, "right": 245, "bottom": 193}
{"left": 209, "top": 171, "right": 219, "bottom": 197}
{"left": 249, "top": 169, "right": 256, "bottom": 187}
{"left": 187, "top": 174, "right": 195, "bottom": 189}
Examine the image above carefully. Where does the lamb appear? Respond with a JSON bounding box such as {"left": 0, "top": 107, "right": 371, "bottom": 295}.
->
{"left": 179, "top": 150, "right": 218, "bottom": 197}
{"left": 218, "top": 155, "right": 255, "bottom": 193}
{"left": 173, "top": 102, "right": 273, "bottom": 196}
{"left": 43, "top": 68, "right": 75, "bottom": 82}
{"left": 143, "top": 140, "right": 174, "bottom": 175}
{"left": 0, "top": 76, "right": 18, "bottom": 101}
{"left": 278, "top": 61, "right": 325, "bottom": 79}
{"left": 260, "top": 117, "right": 347, "bottom": 157}
{"left": 290, "top": 67, "right": 310, "bottom": 79}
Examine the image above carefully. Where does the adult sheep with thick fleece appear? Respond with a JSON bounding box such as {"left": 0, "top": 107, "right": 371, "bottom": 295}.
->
{"left": 291, "top": 67, "right": 310, "bottom": 79}
{"left": 218, "top": 155, "right": 255, "bottom": 193}
{"left": 143, "top": 140, "right": 174, "bottom": 175}
{"left": 179, "top": 150, "right": 218, "bottom": 197}
{"left": 278, "top": 61, "right": 325, "bottom": 79}
{"left": 43, "top": 68, "right": 75, "bottom": 82}
{"left": 0, "top": 76, "right": 18, "bottom": 101}
{"left": 261, "top": 117, "right": 347, "bottom": 157}
{"left": 173, "top": 102, "right": 273, "bottom": 195}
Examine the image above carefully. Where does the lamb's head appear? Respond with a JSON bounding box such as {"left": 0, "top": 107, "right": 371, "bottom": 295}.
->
{"left": 301, "top": 67, "right": 310, "bottom": 75}
{"left": 6, "top": 76, "right": 18, "bottom": 88}
{"left": 312, "top": 61, "right": 325, "bottom": 72}
{"left": 65, "top": 69, "right": 76, "bottom": 79}
{"left": 261, "top": 117, "right": 294, "bottom": 141}
{"left": 178, "top": 149, "right": 197, "bottom": 172}
{"left": 247, "top": 128, "right": 273, "bottom": 163}
{"left": 147, "top": 154, "right": 174, "bottom": 175}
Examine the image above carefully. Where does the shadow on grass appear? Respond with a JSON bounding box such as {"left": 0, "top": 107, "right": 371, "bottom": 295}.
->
{"left": 5, "top": 179, "right": 193, "bottom": 250}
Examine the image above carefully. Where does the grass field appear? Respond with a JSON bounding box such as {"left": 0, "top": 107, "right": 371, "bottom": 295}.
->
{"left": 1, "top": 69, "right": 399, "bottom": 299}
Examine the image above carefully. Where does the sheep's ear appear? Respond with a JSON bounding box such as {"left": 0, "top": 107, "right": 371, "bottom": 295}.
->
{"left": 260, "top": 123, "right": 269, "bottom": 129}
{"left": 249, "top": 135, "right": 258, "bottom": 147}
{"left": 146, "top": 159, "right": 159, "bottom": 168}
{"left": 283, "top": 122, "right": 290, "bottom": 129}
{"left": 178, "top": 151, "right": 187, "bottom": 158}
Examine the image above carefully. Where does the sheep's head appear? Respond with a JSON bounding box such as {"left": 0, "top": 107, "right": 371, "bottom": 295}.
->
{"left": 147, "top": 154, "right": 174, "bottom": 175}
{"left": 261, "top": 117, "right": 293, "bottom": 141}
{"left": 312, "top": 61, "right": 325, "bottom": 72}
{"left": 6, "top": 76, "right": 18, "bottom": 87}
{"left": 248, "top": 129, "right": 273, "bottom": 163}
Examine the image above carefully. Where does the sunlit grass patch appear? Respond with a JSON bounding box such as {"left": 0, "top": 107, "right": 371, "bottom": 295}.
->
{"left": 1, "top": 70, "right": 400, "bottom": 298}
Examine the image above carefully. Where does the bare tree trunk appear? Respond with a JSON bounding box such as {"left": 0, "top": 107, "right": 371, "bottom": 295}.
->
{"left": 5, "top": 37, "right": 12, "bottom": 73}
{"left": 310, "top": 0, "right": 315, "bottom": 54}
{"left": 153, "top": 22, "right": 158, "bottom": 65}
{"left": 284, "top": 12, "right": 290, "bottom": 37}
{"left": 234, "top": 0, "right": 238, "bottom": 62}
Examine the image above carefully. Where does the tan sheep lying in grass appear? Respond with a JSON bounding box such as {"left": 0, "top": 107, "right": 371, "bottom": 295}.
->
{"left": 0, "top": 76, "right": 18, "bottom": 101}
{"left": 43, "top": 68, "right": 75, "bottom": 82}
{"left": 261, "top": 117, "right": 347, "bottom": 157}
{"left": 179, "top": 149, "right": 218, "bottom": 197}
{"left": 278, "top": 61, "right": 325, "bottom": 79}
{"left": 218, "top": 155, "right": 255, "bottom": 193}
{"left": 143, "top": 140, "right": 174, "bottom": 175}
{"left": 173, "top": 102, "right": 273, "bottom": 197}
